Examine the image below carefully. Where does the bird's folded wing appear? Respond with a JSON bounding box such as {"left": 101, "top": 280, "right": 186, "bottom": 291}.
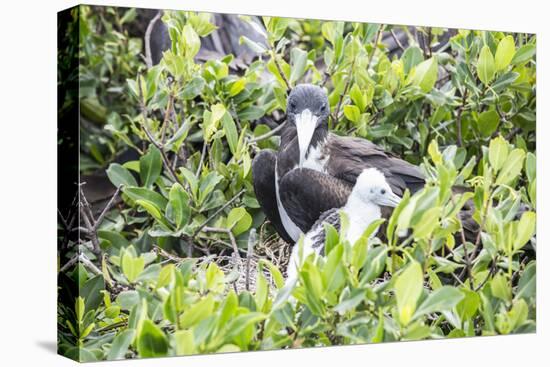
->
{"left": 252, "top": 149, "right": 294, "bottom": 243}
{"left": 279, "top": 168, "right": 352, "bottom": 233}
{"left": 327, "top": 135, "right": 425, "bottom": 195}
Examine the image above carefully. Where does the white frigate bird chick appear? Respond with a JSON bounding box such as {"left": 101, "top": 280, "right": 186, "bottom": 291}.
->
{"left": 285, "top": 167, "right": 401, "bottom": 286}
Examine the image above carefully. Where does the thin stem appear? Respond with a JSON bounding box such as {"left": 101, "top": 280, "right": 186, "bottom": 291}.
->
{"left": 390, "top": 29, "right": 405, "bottom": 51}
{"left": 248, "top": 121, "right": 287, "bottom": 143}
{"left": 144, "top": 11, "right": 162, "bottom": 69}
{"left": 193, "top": 189, "right": 246, "bottom": 237}
{"left": 137, "top": 74, "right": 184, "bottom": 186}
{"left": 92, "top": 185, "right": 122, "bottom": 231}
{"left": 270, "top": 50, "right": 291, "bottom": 93}
{"left": 455, "top": 89, "right": 468, "bottom": 147}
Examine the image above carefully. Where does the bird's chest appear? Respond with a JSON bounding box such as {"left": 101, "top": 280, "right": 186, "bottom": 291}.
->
{"left": 298, "top": 144, "right": 328, "bottom": 173}
{"left": 343, "top": 205, "right": 381, "bottom": 245}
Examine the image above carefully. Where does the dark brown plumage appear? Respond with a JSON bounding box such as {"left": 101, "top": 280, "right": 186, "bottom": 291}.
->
{"left": 251, "top": 149, "right": 294, "bottom": 243}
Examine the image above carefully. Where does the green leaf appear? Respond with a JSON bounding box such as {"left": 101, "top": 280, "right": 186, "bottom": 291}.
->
{"left": 427, "top": 140, "right": 442, "bottom": 164}
{"left": 343, "top": 105, "right": 361, "bottom": 123}
{"left": 136, "top": 320, "right": 168, "bottom": 358}
{"left": 81, "top": 275, "right": 105, "bottom": 311}
{"left": 488, "top": 135, "right": 509, "bottom": 172}
{"left": 413, "top": 206, "right": 440, "bottom": 239}
{"left": 239, "top": 35, "right": 267, "bottom": 53}
{"left": 511, "top": 44, "right": 535, "bottom": 65}
{"left": 414, "top": 286, "right": 464, "bottom": 319}
{"left": 225, "top": 312, "right": 266, "bottom": 339}
{"left": 491, "top": 272, "right": 511, "bottom": 303}
{"left": 514, "top": 211, "right": 536, "bottom": 251}
{"left": 135, "top": 199, "right": 171, "bottom": 229}
{"left": 289, "top": 47, "right": 308, "bottom": 85}
{"left": 525, "top": 152, "right": 536, "bottom": 183}
{"left": 116, "top": 290, "right": 140, "bottom": 310}
{"left": 181, "top": 77, "right": 206, "bottom": 100}
{"left": 349, "top": 84, "right": 367, "bottom": 112}
{"left": 124, "top": 187, "right": 168, "bottom": 209}
{"left": 477, "top": 45, "right": 496, "bottom": 85}
{"left": 411, "top": 57, "right": 438, "bottom": 92}
{"left": 168, "top": 183, "right": 191, "bottom": 229}
{"left": 218, "top": 291, "right": 238, "bottom": 328}
{"left": 107, "top": 163, "right": 137, "bottom": 188}
{"left": 156, "top": 263, "right": 174, "bottom": 289}
{"left": 496, "top": 148, "right": 525, "bottom": 185}
{"left": 456, "top": 289, "right": 480, "bottom": 321}
{"left": 182, "top": 24, "right": 200, "bottom": 58}
{"left": 222, "top": 112, "right": 238, "bottom": 155}
{"left": 211, "top": 103, "right": 226, "bottom": 124}
{"left": 495, "top": 35, "right": 516, "bottom": 71}
{"left": 477, "top": 110, "right": 500, "bottom": 138}
{"left": 258, "top": 259, "right": 285, "bottom": 289}
{"left": 516, "top": 262, "right": 535, "bottom": 300}
{"left": 107, "top": 329, "right": 136, "bottom": 360}
{"left": 402, "top": 46, "right": 424, "bottom": 74}
{"left": 98, "top": 230, "right": 130, "bottom": 250}
{"left": 359, "top": 246, "right": 387, "bottom": 284}
{"left": 174, "top": 329, "right": 196, "bottom": 355}
{"left": 121, "top": 251, "right": 145, "bottom": 283}
{"left": 395, "top": 261, "right": 423, "bottom": 326}
{"left": 139, "top": 145, "right": 162, "bottom": 188}
{"left": 179, "top": 296, "right": 215, "bottom": 329}
{"left": 226, "top": 207, "right": 252, "bottom": 236}
{"left": 228, "top": 78, "right": 246, "bottom": 97}
{"left": 239, "top": 36, "right": 267, "bottom": 54}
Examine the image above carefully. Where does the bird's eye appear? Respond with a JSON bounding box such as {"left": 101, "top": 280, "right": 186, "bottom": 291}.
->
{"left": 289, "top": 101, "right": 297, "bottom": 111}
{"left": 320, "top": 103, "right": 327, "bottom": 112}
{"left": 381, "top": 189, "right": 386, "bottom": 195}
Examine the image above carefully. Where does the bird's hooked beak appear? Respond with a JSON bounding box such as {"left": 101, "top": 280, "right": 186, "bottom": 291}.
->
{"left": 376, "top": 191, "right": 402, "bottom": 208}
{"left": 295, "top": 109, "right": 318, "bottom": 167}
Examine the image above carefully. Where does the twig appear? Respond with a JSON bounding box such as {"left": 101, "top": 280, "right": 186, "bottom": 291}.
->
{"left": 97, "top": 320, "right": 128, "bottom": 333}
{"left": 332, "top": 59, "right": 355, "bottom": 123}
{"left": 248, "top": 121, "right": 287, "bottom": 143}
{"left": 196, "top": 142, "right": 207, "bottom": 177}
{"left": 270, "top": 50, "right": 292, "bottom": 93}
{"left": 246, "top": 229, "right": 257, "bottom": 291}
{"left": 137, "top": 74, "right": 184, "bottom": 186}
{"left": 93, "top": 185, "right": 122, "bottom": 231}
{"left": 367, "top": 24, "right": 385, "bottom": 70}
{"left": 80, "top": 253, "right": 114, "bottom": 288}
{"left": 160, "top": 87, "right": 175, "bottom": 145}
{"left": 426, "top": 27, "right": 433, "bottom": 58}
{"left": 144, "top": 11, "right": 162, "bottom": 69}
{"left": 154, "top": 245, "right": 185, "bottom": 263}
{"left": 451, "top": 196, "right": 474, "bottom": 289}
{"left": 202, "top": 227, "right": 242, "bottom": 261}
{"left": 193, "top": 189, "right": 246, "bottom": 237}
{"left": 506, "top": 127, "right": 522, "bottom": 141}
{"left": 455, "top": 89, "right": 468, "bottom": 147}
{"left": 475, "top": 259, "right": 497, "bottom": 291}
{"left": 79, "top": 206, "right": 100, "bottom": 253}
{"left": 60, "top": 254, "right": 79, "bottom": 273}
{"left": 390, "top": 29, "right": 405, "bottom": 51}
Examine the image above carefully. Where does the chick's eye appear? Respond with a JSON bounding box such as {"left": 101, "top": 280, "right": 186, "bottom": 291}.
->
{"left": 289, "top": 101, "right": 297, "bottom": 111}
{"left": 380, "top": 189, "right": 386, "bottom": 195}
{"left": 320, "top": 103, "right": 327, "bottom": 112}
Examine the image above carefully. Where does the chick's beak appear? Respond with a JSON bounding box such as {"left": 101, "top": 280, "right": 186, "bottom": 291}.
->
{"left": 377, "top": 191, "right": 402, "bottom": 208}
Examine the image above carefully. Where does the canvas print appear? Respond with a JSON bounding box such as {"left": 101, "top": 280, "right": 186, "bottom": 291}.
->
{"left": 57, "top": 5, "right": 537, "bottom": 362}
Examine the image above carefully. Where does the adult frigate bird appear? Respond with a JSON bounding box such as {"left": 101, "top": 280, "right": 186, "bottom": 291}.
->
{"left": 252, "top": 84, "right": 425, "bottom": 243}
{"left": 285, "top": 168, "right": 401, "bottom": 285}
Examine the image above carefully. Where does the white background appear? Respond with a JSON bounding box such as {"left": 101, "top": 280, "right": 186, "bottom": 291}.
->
{"left": 0, "top": 0, "right": 547, "bottom": 365}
